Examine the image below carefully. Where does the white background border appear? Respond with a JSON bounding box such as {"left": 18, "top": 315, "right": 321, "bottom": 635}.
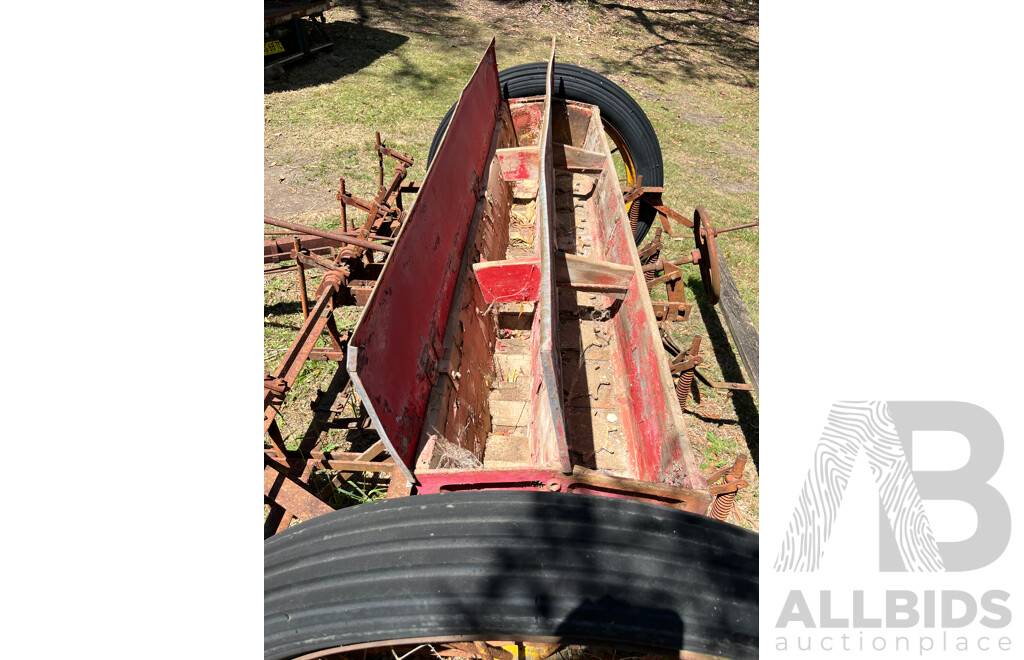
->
{"left": 761, "top": 1, "right": 1023, "bottom": 657}
{"left": 5, "top": 1, "right": 1022, "bottom": 657}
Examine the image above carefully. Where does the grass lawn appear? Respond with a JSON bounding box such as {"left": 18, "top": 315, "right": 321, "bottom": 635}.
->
{"left": 265, "top": 0, "right": 759, "bottom": 528}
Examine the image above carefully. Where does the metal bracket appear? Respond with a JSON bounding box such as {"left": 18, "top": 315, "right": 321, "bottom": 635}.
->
{"left": 709, "top": 479, "right": 749, "bottom": 497}
{"left": 694, "top": 367, "right": 754, "bottom": 391}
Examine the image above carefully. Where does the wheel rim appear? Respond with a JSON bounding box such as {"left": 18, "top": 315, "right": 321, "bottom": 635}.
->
{"left": 602, "top": 120, "right": 637, "bottom": 208}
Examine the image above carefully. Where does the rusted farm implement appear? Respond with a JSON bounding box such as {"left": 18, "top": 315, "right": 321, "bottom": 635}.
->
{"left": 265, "top": 39, "right": 759, "bottom": 660}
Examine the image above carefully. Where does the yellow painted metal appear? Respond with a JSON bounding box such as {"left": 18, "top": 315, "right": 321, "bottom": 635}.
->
{"left": 603, "top": 122, "right": 638, "bottom": 220}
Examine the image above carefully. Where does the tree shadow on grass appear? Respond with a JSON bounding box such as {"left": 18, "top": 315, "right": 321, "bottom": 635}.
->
{"left": 594, "top": 0, "right": 757, "bottom": 87}
{"left": 687, "top": 275, "right": 759, "bottom": 472}
{"left": 265, "top": 20, "right": 410, "bottom": 93}
{"left": 268, "top": 1, "right": 488, "bottom": 95}
{"left": 338, "top": 0, "right": 487, "bottom": 93}
{"left": 497, "top": 0, "right": 758, "bottom": 87}
{"left": 264, "top": 301, "right": 304, "bottom": 317}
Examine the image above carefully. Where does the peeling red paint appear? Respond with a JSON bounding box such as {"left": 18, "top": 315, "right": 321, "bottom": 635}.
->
{"left": 472, "top": 258, "right": 541, "bottom": 303}
{"left": 348, "top": 41, "right": 502, "bottom": 475}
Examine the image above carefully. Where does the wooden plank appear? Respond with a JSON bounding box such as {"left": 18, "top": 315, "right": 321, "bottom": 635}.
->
{"left": 555, "top": 252, "right": 634, "bottom": 298}
{"left": 495, "top": 146, "right": 539, "bottom": 181}
{"left": 714, "top": 238, "right": 759, "bottom": 393}
{"left": 315, "top": 460, "right": 395, "bottom": 473}
{"left": 495, "top": 142, "right": 606, "bottom": 181}
{"left": 552, "top": 143, "right": 606, "bottom": 173}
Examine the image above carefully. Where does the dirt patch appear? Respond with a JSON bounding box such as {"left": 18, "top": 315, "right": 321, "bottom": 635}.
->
{"left": 676, "top": 109, "right": 727, "bottom": 127}
{"left": 265, "top": 165, "right": 336, "bottom": 218}
{"left": 721, "top": 141, "right": 758, "bottom": 160}
{"left": 719, "top": 181, "right": 757, "bottom": 194}
{"left": 687, "top": 164, "right": 755, "bottom": 195}
{"left": 632, "top": 87, "right": 728, "bottom": 127}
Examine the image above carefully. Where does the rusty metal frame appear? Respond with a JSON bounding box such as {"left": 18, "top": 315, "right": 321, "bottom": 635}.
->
{"left": 263, "top": 133, "right": 418, "bottom": 534}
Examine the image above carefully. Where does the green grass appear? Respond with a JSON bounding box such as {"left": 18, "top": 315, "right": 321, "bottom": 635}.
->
{"left": 701, "top": 429, "right": 736, "bottom": 470}
{"left": 329, "top": 477, "right": 388, "bottom": 508}
{"left": 265, "top": 0, "right": 759, "bottom": 530}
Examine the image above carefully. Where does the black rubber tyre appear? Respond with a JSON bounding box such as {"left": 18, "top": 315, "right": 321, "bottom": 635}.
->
{"left": 427, "top": 63, "right": 664, "bottom": 244}
{"left": 265, "top": 491, "right": 758, "bottom": 659}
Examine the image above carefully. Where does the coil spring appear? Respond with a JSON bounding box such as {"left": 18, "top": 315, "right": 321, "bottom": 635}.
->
{"left": 675, "top": 368, "right": 693, "bottom": 411}
{"left": 629, "top": 198, "right": 640, "bottom": 234}
{"left": 643, "top": 249, "right": 660, "bottom": 282}
{"left": 710, "top": 455, "right": 747, "bottom": 522}
{"left": 710, "top": 489, "right": 737, "bottom": 521}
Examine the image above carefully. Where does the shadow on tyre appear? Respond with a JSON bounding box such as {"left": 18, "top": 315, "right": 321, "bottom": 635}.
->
{"left": 265, "top": 491, "right": 757, "bottom": 659}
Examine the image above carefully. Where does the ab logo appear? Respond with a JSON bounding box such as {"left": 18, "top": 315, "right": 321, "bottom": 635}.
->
{"left": 775, "top": 401, "right": 1010, "bottom": 572}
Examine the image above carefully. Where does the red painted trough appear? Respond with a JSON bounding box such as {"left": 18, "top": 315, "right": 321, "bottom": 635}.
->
{"left": 347, "top": 40, "right": 711, "bottom": 512}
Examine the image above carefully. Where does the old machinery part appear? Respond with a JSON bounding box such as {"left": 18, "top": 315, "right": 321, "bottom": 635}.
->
{"left": 623, "top": 176, "right": 645, "bottom": 236}
{"left": 638, "top": 227, "right": 663, "bottom": 283}
{"left": 660, "top": 329, "right": 751, "bottom": 407}
{"left": 264, "top": 216, "right": 393, "bottom": 254}
{"left": 694, "top": 367, "right": 755, "bottom": 392}
{"left": 628, "top": 191, "right": 641, "bottom": 235}
{"left": 709, "top": 454, "right": 748, "bottom": 522}
{"left": 692, "top": 206, "right": 721, "bottom": 305}
{"left": 638, "top": 216, "right": 759, "bottom": 275}
{"left": 674, "top": 336, "right": 702, "bottom": 411}
{"left": 263, "top": 134, "right": 416, "bottom": 530}
{"left": 634, "top": 204, "right": 755, "bottom": 316}
{"left": 427, "top": 63, "right": 664, "bottom": 245}
{"left": 336, "top": 177, "right": 349, "bottom": 231}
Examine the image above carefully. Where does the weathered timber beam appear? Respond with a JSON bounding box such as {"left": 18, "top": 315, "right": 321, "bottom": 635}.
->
{"left": 495, "top": 146, "right": 539, "bottom": 181}
{"left": 714, "top": 236, "right": 759, "bottom": 393}
{"left": 554, "top": 252, "right": 634, "bottom": 296}
{"left": 553, "top": 143, "right": 606, "bottom": 173}
{"left": 495, "top": 143, "right": 607, "bottom": 181}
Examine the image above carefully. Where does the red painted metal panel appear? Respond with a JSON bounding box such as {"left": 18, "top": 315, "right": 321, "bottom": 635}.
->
{"left": 472, "top": 258, "right": 541, "bottom": 304}
{"left": 347, "top": 40, "right": 501, "bottom": 483}
{"left": 606, "top": 227, "right": 678, "bottom": 479}
{"left": 585, "top": 112, "right": 703, "bottom": 490}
